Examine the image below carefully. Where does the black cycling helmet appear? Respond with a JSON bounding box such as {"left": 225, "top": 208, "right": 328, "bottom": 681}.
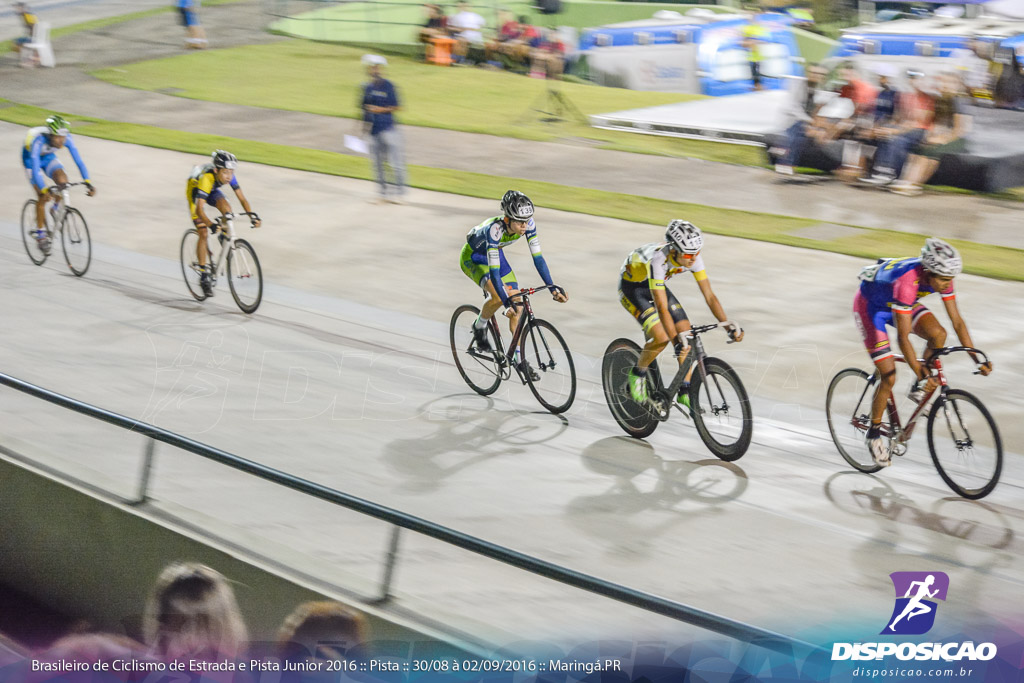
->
{"left": 501, "top": 190, "right": 534, "bottom": 222}
{"left": 212, "top": 149, "right": 238, "bottom": 170}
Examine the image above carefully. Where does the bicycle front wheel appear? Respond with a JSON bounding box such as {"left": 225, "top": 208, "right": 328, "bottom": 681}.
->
{"left": 60, "top": 208, "right": 91, "bottom": 276}
{"left": 227, "top": 239, "right": 263, "bottom": 314}
{"left": 21, "top": 199, "right": 49, "bottom": 266}
{"left": 180, "top": 229, "right": 210, "bottom": 301}
{"left": 826, "top": 368, "right": 882, "bottom": 473}
{"left": 450, "top": 305, "right": 503, "bottom": 395}
{"left": 520, "top": 318, "right": 576, "bottom": 414}
{"left": 927, "top": 389, "right": 1002, "bottom": 499}
{"left": 601, "top": 338, "right": 658, "bottom": 439}
{"left": 689, "top": 357, "right": 752, "bottom": 461}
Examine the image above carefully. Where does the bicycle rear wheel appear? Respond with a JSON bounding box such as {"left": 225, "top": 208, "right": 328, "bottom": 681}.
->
{"left": 227, "top": 238, "right": 263, "bottom": 314}
{"left": 450, "top": 305, "right": 503, "bottom": 396}
{"left": 21, "top": 199, "right": 50, "bottom": 266}
{"left": 601, "top": 338, "right": 658, "bottom": 439}
{"left": 927, "top": 389, "right": 1002, "bottom": 499}
{"left": 60, "top": 208, "right": 91, "bottom": 277}
{"left": 180, "top": 229, "right": 210, "bottom": 301}
{"left": 689, "top": 357, "right": 752, "bottom": 461}
{"left": 826, "top": 368, "right": 883, "bottom": 473}
{"left": 520, "top": 318, "right": 575, "bottom": 414}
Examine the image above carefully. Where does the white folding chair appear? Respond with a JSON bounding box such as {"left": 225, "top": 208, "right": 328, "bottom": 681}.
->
{"left": 22, "top": 21, "right": 56, "bottom": 68}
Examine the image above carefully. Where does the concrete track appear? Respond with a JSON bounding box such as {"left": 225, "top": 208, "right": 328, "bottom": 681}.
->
{"left": 1, "top": 123, "right": 1022, "bottom": 650}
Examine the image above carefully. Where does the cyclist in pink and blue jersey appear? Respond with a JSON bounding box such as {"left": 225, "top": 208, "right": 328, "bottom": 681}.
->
{"left": 854, "top": 237, "right": 992, "bottom": 467}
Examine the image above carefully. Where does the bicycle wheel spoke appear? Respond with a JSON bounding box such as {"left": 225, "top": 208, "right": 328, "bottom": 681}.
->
{"left": 691, "top": 358, "right": 751, "bottom": 460}
{"left": 227, "top": 239, "right": 263, "bottom": 313}
{"left": 929, "top": 391, "right": 1002, "bottom": 499}
{"left": 520, "top": 319, "right": 575, "bottom": 413}
{"left": 450, "top": 306, "right": 503, "bottom": 396}
{"left": 826, "top": 368, "right": 884, "bottom": 473}
{"left": 60, "top": 208, "right": 91, "bottom": 276}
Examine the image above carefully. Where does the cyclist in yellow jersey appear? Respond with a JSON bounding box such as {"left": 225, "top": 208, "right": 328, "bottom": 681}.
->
{"left": 186, "top": 150, "right": 260, "bottom": 297}
{"left": 619, "top": 220, "right": 743, "bottom": 405}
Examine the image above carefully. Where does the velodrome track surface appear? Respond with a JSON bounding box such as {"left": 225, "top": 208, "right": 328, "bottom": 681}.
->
{"left": 1, "top": 122, "right": 1023, "bottom": 650}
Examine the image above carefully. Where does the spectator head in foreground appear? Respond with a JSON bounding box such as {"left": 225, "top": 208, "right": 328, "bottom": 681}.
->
{"left": 277, "top": 601, "right": 369, "bottom": 662}
{"left": 143, "top": 562, "right": 248, "bottom": 660}
{"left": 33, "top": 634, "right": 152, "bottom": 683}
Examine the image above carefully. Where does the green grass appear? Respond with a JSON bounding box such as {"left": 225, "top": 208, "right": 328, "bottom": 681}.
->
{"left": 269, "top": 0, "right": 733, "bottom": 44}
{"left": 90, "top": 40, "right": 763, "bottom": 165}
{"left": 2, "top": 98, "right": 1020, "bottom": 281}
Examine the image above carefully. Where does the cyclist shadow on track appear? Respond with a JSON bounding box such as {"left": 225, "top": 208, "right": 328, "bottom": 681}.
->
{"left": 563, "top": 437, "right": 748, "bottom": 558}
{"left": 823, "top": 472, "right": 1016, "bottom": 614}
{"left": 381, "top": 393, "right": 569, "bottom": 494}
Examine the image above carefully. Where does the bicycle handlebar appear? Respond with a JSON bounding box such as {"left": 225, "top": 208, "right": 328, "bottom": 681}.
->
{"left": 505, "top": 284, "right": 565, "bottom": 303}
{"left": 47, "top": 182, "right": 90, "bottom": 194}
{"left": 213, "top": 211, "right": 261, "bottom": 226}
{"left": 926, "top": 346, "right": 991, "bottom": 370}
{"left": 684, "top": 322, "right": 742, "bottom": 343}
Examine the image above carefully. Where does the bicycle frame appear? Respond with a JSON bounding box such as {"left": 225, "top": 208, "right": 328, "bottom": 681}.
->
{"left": 646, "top": 323, "right": 726, "bottom": 417}
{"left": 471, "top": 285, "right": 561, "bottom": 382}
{"left": 852, "top": 347, "right": 988, "bottom": 448}
{"left": 205, "top": 212, "right": 257, "bottom": 279}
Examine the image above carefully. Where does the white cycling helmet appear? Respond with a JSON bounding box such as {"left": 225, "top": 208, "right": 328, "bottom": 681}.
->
{"left": 920, "top": 237, "right": 962, "bottom": 277}
{"left": 665, "top": 219, "right": 703, "bottom": 255}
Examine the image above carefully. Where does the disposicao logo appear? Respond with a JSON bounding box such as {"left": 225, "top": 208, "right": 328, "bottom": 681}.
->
{"left": 831, "top": 571, "right": 998, "bottom": 662}
{"left": 883, "top": 571, "right": 948, "bottom": 636}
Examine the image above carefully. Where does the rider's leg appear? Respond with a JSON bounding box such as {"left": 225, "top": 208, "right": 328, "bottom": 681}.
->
{"left": 34, "top": 185, "right": 48, "bottom": 231}
{"left": 913, "top": 309, "right": 946, "bottom": 365}
{"left": 870, "top": 357, "right": 897, "bottom": 426}
{"left": 637, "top": 321, "right": 670, "bottom": 372}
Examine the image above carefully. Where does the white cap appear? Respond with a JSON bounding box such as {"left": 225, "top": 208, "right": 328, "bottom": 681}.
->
{"left": 874, "top": 62, "right": 897, "bottom": 78}
{"left": 362, "top": 54, "right": 387, "bottom": 66}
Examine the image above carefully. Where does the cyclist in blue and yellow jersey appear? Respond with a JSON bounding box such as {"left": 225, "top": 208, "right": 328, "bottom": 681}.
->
{"left": 459, "top": 190, "right": 568, "bottom": 378}
{"left": 854, "top": 238, "right": 992, "bottom": 467}
{"left": 620, "top": 220, "right": 742, "bottom": 406}
{"left": 186, "top": 150, "right": 260, "bottom": 297}
{"left": 22, "top": 115, "right": 96, "bottom": 250}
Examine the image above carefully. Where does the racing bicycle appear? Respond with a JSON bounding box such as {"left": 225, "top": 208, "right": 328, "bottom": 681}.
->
{"left": 21, "top": 183, "right": 92, "bottom": 276}
{"left": 602, "top": 323, "right": 753, "bottom": 461}
{"left": 825, "top": 346, "right": 1001, "bottom": 499}
{"left": 450, "top": 284, "right": 576, "bottom": 414}
{"left": 180, "top": 212, "right": 263, "bottom": 314}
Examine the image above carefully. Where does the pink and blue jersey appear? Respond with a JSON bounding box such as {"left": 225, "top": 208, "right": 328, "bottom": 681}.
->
{"left": 853, "top": 257, "right": 955, "bottom": 363}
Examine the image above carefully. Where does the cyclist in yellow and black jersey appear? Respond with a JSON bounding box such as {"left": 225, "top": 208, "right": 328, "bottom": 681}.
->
{"left": 186, "top": 150, "right": 260, "bottom": 296}
{"left": 619, "top": 220, "right": 743, "bottom": 405}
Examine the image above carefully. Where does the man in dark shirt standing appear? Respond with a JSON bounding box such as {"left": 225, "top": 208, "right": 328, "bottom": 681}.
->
{"left": 360, "top": 54, "right": 407, "bottom": 204}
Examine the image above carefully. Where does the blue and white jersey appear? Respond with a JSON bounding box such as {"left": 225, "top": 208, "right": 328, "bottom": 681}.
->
{"left": 465, "top": 215, "right": 553, "bottom": 304}
{"left": 22, "top": 126, "right": 90, "bottom": 189}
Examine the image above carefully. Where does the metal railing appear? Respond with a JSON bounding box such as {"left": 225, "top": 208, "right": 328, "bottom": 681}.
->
{"left": 0, "top": 371, "right": 816, "bottom": 655}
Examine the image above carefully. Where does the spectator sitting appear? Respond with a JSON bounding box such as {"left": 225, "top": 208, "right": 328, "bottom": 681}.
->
{"left": 529, "top": 28, "right": 567, "bottom": 80}
{"left": 861, "top": 69, "right": 934, "bottom": 186}
{"left": 417, "top": 4, "right": 448, "bottom": 57}
{"left": 485, "top": 11, "right": 533, "bottom": 71}
{"left": 277, "top": 601, "right": 368, "bottom": 664}
{"left": 839, "top": 62, "right": 900, "bottom": 181}
{"left": 12, "top": 3, "right": 38, "bottom": 60}
{"left": 448, "top": 1, "right": 486, "bottom": 65}
{"left": 772, "top": 64, "right": 827, "bottom": 176}
{"left": 890, "top": 72, "right": 972, "bottom": 196}
{"left": 143, "top": 562, "right": 248, "bottom": 661}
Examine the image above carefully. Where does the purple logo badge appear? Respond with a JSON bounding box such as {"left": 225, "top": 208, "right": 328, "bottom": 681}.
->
{"left": 882, "top": 572, "right": 949, "bottom": 635}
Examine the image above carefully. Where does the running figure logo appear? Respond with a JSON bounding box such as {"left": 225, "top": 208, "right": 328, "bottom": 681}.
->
{"left": 882, "top": 572, "right": 949, "bottom": 635}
